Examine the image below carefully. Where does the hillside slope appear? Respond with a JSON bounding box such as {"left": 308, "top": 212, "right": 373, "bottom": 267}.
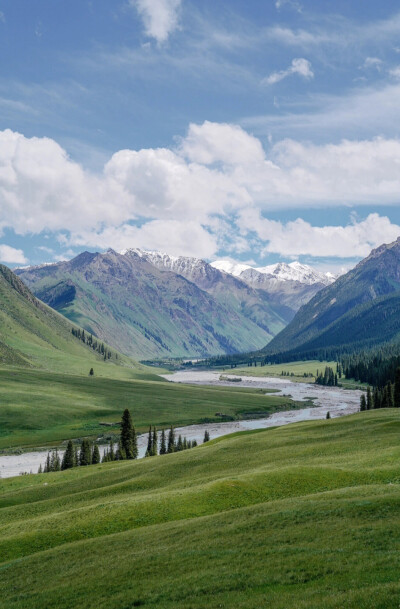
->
{"left": 16, "top": 250, "right": 289, "bottom": 359}
{"left": 0, "top": 410, "right": 399, "bottom": 608}
{"left": 0, "top": 264, "right": 142, "bottom": 377}
{"left": 264, "top": 237, "right": 400, "bottom": 357}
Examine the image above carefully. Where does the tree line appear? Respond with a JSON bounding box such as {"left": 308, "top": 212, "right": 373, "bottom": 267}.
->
{"left": 39, "top": 409, "right": 211, "bottom": 473}
{"left": 71, "top": 327, "right": 115, "bottom": 361}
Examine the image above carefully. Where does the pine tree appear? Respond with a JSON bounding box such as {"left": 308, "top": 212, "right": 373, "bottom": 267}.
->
{"left": 387, "top": 382, "right": 394, "bottom": 409}
{"left": 109, "top": 439, "right": 115, "bottom": 461}
{"left": 74, "top": 446, "right": 79, "bottom": 467}
{"left": 92, "top": 444, "right": 101, "bottom": 464}
{"left": 152, "top": 427, "right": 158, "bottom": 456}
{"left": 38, "top": 463, "right": 43, "bottom": 474}
{"left": 176, "top": 435, "right": 183, "bottom": 451}
{"left": 62, "top": 440, "right": 75, "bottom": 470}
{"left": 120, "top": 409, "right": 136, "bottom": 459}
{"left": 146, "top": 426, "right": 153, "bottom": 457}
{"left": 79, "top": 440, "right": 92, "bottom": 466}
{"left": 203, "top": 430, "right": 210, "bottom": 443}
{"left": 360, "top": 394, "right": 367, "bottom": 411}
{"left": 394, "top": 367, "right": 400, "bottom": 407}
{"left": 89, "top": 368, "right": 94, "bottom": 376}
{"left": 160, "top": 429, "right": 166, "bottom": 455}
{"left": 167, "top": 425, "right": 175, "bottom": 453}
{"left": 326, "top": 411, "right": 331, "bottom": 419}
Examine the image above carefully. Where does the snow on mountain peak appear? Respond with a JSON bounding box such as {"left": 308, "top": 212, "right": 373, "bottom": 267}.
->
{"left": 212, "top": 259, "right": 335, "bottom": 286}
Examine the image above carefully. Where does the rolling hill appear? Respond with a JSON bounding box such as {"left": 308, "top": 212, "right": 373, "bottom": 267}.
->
{"left": 1, "top": 410, "right": 399, "bottom": 608}
{"left": 264, "top": 237, "right": 400, "bottom": 358}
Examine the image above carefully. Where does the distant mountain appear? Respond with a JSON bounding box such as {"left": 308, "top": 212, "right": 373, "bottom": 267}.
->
{"left": 264, "top": 237, "right": 400, "bottom": 358}
{"left": 212, "top": 260, "right": 335, "bottom": 286}
{"left": 211, "top": 259, "right": 336, "bottom": 313}
{"left": 0, "top": 264, "right": 125, "bottom": 372}
{"left": 16, "top": 250, "right": 290, "bottom": 359}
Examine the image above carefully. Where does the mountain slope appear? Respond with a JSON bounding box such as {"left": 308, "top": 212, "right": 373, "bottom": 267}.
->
{"left": 123, "top": 248, "right": 292, "bottom": 336}
{"left": 16, "top": 250, "right": 287, "bottom": 359}
{"left": 0, "top": 264, "right": 137, "bottom": 376}
{"left": 264, "top": 237, "right": 400, "bottom": 357}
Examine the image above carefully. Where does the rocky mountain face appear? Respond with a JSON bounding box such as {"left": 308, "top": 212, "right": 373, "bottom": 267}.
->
{"left": 264, "top": 237, "right": 400, "bottom": 358}
{"left": 16, "top": 250, "right": 291, "bottom": 359}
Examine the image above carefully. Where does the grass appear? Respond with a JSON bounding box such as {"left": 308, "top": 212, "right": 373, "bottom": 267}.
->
{"left": 225, "top": 360, "right": 368, "bottom": 389}
{"left": 0, "top": 409, "right": 399, "bottom": 608}
{"left": 0, "top": 368, "right": 295, "bottom": 450}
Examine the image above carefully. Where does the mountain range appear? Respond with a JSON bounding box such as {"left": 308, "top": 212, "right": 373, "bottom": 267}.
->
{"left": 15, "top": 249, "right": 332, "bottom": 359}
{"left": 264, "top": 237, "right": 400, "bottom": 359}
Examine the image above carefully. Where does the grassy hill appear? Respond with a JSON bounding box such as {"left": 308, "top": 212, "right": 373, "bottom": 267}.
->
{"left": 0, "top": 263, "right": 151, "bottom": 379}
{"left": 0, "top": 410, "right": 399, "bottom": 608}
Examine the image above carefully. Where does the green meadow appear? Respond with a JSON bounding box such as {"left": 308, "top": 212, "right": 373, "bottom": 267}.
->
{"left": 226, "top": 360, "right": 338, "bottom": 380}
{"left": 0, "top": 368, "right": 293, "bottom": 450}
{"left": 0, "top": 410, "right": 399, "bottom": 608}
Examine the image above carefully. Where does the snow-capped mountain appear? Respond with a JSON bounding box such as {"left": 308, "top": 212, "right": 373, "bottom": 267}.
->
{"left": 211, "top": 260, "right": 336, "bottom": 286}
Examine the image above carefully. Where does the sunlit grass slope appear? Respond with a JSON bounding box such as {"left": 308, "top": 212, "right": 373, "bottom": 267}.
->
{"left": 1, "top": 410, "right": 399, "bottom": 608}
{"left": 0, "top": 368, "right": 291, "bottom": 449}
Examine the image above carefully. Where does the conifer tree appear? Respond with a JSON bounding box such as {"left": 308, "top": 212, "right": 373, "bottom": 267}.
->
{"left": 38, "top": 463, "right": 43, "bottom": 474}
{"left": 79, "top": 439, "right": 92, "bottom": 466}
{"left": 146, "top": 425, "right": 153, "bottom": 457}
{"left": 120, "top": 408, "right": 136, "bottom": 459}
{"left": 326, "top": 411, "right": 331, "bottom": 419}
{"left": 176, "top": 435, "right": 183, "bottom": 451}
{"left": 167, "top": 425, "right": 175, "bottom": 453}
{"left": 62, "top": 440, "right": 75, "bottom": 470}
{"left": 109, "top": 439, "right": 115, "bottom": 461}
{"left": 152, "top": 427, "right": 158, "bottom": 456}
{"left": 89, "top": 368, "right": 94, "bottom": 376}
{"left": 74, "top": 446, "right": 79, "bottom": 467}
{"left": 92, "top": 444, "right": 101, "bottom": 464}
{"left": 387, "top": 382, "right": 394, "bottom": 408}
{"left": 160, "top": 429, "right": 166, "bottom": 455}
{"left": 360, "top": 394, "right": 367, "bottom": 411}
{"left": 203, "top": 430, "right": 210, "bottom": 443}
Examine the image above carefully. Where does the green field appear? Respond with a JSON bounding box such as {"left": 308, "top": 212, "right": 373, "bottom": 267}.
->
{"left": 0, "top": 410, "right": 399, "bottom": 608}
{"left": 0, "top": 368, "right": 295, "bottom": 450}
{"left": 225, "top": 360, "right": 337, "bottom": 380}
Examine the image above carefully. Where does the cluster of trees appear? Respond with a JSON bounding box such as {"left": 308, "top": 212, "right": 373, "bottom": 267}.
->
{"left": 39, "top": 409, "right": 210, "bottom": 474}
{"left": 71, "top": 327, "right": 114, "bottom": 361}
{"left": 360, "top": 375, "right": 400, "bottom": 410}
{"left": 40, "top": 439, "right": 101, "bottom": 473}
{"left": 342, "top": 345, "right": 400, "bottom": 388}
{"left": 315, "top": 366, "right": 338, "bottom": 386}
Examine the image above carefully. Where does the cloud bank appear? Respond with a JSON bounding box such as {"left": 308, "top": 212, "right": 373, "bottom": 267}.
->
{"left": 0, "top": 123, "right": 399, "bottom": 262}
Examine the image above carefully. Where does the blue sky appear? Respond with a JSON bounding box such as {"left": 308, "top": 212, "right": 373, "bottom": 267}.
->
{"left": 1, "top": 0, "right": 400, "bottom": 271}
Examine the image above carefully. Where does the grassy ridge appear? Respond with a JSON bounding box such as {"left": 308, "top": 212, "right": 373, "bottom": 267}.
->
{"left": 0, "top": 369, "right": 292, "bottom": 450}
{"left": 0, "top": 410, "right": 399, "bottom": 608}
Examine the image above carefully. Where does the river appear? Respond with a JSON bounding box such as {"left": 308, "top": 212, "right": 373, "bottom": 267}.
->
{"left": 0, "top": 370, "right": 364, "bottom": 479}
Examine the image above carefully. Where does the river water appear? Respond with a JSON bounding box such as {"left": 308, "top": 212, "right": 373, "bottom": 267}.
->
{"left": 0, "top": 370, "right": 364, "bottom": 479}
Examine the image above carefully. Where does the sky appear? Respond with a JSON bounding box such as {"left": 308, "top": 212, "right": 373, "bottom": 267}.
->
{"left": 1, "top": 0, "right": 400, "bottom": 272}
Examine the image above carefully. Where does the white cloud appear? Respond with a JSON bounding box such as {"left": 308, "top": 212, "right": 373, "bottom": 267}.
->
{"left": 389, "top": 65, "right": 400, "bottom": 79}
{"left": 132, "top": 0, "right": 182, "bottom": 43}
{"left": 237, "top": 212, "right": 400, "bottom": 258}
{"left": 362, "top": 57, "right": 383, "bottom": 71}
{"left": 2, "top": 124, "right": 400, "bottom": 262}
{"left": 275, "top": 0, "right": 302, "bottom": 13}
{"left": 0, "top": 244, "right": 27, "bottom": 264}
{"left": 263, "top": 58, "right": 313, "bottom": 85}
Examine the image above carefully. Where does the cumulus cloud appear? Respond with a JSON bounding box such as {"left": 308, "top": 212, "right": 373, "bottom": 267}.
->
{"left": 237, "top": 211, "right": 400, "bottom": 258}
{"left": 0, "top": 244, "right": 27, "bottom": 264}
{"left": 263, "top": 58, "right": 314, "bottom": 85}
{"left": 132, "top": 0, "right": 182, "bottom": 43}
{"left": 1, "top": 124, "right": 400, "bottom": 262}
